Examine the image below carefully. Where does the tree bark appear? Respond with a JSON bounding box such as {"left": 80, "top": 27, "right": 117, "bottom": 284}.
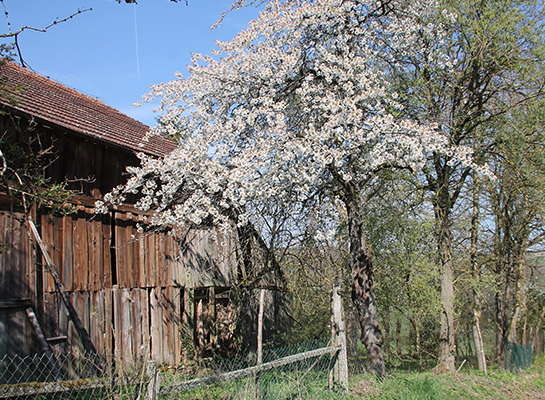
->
{"left": 345, "top": 196, "right": 385, "bottom": 376}
{"left": 434, "top": 197, "right": 456, "bottom": 373}
{"left": 470, "top": 177, "right": 487, "bottom": 373}
{"left": 473, "top": 308, "right": 487, "bottom": 374}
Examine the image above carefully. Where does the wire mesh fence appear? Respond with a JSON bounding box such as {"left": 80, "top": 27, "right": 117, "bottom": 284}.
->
{"left": 0, "top": 337, "right": 346, "bottom": 399}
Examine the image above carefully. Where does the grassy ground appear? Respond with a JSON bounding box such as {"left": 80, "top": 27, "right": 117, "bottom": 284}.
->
{"left": 349, "top": 356, "right": 545, "bottom": 400}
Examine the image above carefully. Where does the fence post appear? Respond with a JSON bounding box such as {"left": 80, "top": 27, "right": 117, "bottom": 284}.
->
{"left": 331, "top": 285, "right": 348, "bottom": 391}
{"left": 255, "top": 288, "right": 265, "bottom": 400}
{"left": 146, "top": 360, "right": 160, "bottom": 400}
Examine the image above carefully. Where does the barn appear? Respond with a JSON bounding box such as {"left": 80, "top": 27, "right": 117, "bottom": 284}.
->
{"left": 0, "top": 60, "right": 249, "bottom": 373}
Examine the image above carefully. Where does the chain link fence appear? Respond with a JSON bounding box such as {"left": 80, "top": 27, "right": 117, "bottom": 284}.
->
{"left": 0, "top": 338, "right": 346, "bottom": 399}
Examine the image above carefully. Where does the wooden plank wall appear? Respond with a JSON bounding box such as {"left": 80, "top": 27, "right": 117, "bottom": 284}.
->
{"left": 0, "top": 204, "right": 237, "bottom": 366}
{"left": 0, "top": 210, "right": 34, "bottom": 357}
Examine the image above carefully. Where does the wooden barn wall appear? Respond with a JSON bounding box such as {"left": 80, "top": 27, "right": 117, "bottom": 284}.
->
{"left": 0, "top": 210, "right": 35, "bottom": 359}
{"left": 0, "top": 204, "right": 238, "bottom": 366}
{"left": 0, "top": 114, "right": 139, "bottom": 200}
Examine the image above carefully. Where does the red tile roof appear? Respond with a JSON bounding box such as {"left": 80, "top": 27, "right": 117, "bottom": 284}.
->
{"left": 0, "top": 61, "right": 177, "bottom": 157}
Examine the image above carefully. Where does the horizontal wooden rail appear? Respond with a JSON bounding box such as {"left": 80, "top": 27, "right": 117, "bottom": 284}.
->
{"left": 0, "top": 380, "right": 106, "bottom": 399}
{"left": 0, "top": 298, "right": 32, "bottom": 309}
{"left": 160, "top": 345, "right": 340, "bottom": 394}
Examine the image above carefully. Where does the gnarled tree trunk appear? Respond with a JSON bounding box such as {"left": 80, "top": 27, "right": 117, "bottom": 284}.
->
{"left": 346, "top": 196, "right": 385, "bottom": 376}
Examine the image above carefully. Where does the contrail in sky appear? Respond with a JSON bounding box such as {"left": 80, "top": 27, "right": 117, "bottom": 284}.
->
{"left": 133, "top": 5, "right": 140, "bottom": 80}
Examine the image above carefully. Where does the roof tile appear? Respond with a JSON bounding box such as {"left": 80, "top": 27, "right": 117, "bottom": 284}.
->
{"left": 0, "top": 61, "right": 177, "bottom": 157}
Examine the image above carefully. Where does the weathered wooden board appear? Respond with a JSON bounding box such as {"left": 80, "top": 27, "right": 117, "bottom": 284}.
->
{"left": 150, "top": 287, "right": 163, "bottom": 364}
{"left": 1, "top": 200, "right": 240, "bottom": 367}
{"left": 62, "top": 215, "right": 74, "bottom": 292}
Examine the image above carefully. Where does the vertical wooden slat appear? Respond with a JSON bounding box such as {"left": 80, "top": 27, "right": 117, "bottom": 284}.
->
{"left": 0, "top": 217, "right": 7, "bottom": 353}
{"left": 11, "top": 215, "right": 22, "bottom": 300}
{"left": 209, "top": 286, "right": 216, "bottom": 352}
{"left": 68, "top": 292, "right": 81, "bottom": 354}
{"left": 157, "top": 236, "right": 166, "bottom": 287}
{"left": 141, "top": 288, "right": 150, "bottom": 357}
{"left": 104, "top": 288, "right": 114, "bottom": 357}
{"left": 147, "top": 233, "right": 156, "bottom": 288}
{"left": 42, "top": 293, "right": 57, "bottom": 345}
{"left": 57, "top": 292, "right": 69, "bottom": 354}
{"left": 121, "top": 288, "right": 132, "bottom": 364}
{"left": 62, "top": 215, "right": 73, "bottom": 292}
{"left": 87, "top": 211, "right": 100, "bottom": 291}
{"left": 41, "top": 217, "right": 56, "bottom": 293}
{"left": 115, "top": 213, "right": 127, "bottom": 288}
{"left": 102, "top": 213, "right": 112, "bottom": 288}
{"left": 131, "top": 215, "right": 141, "bottom": 289}
{"left": 150, "top": 287, "right": 162, "bottom": 364}
{"left": 123, "top": 214, "right": 134, "bottom": 289}
{"left": 0, "top": 309, "right": 6, "bottom": 358}
{"left": 53, "top": 218, "right": 63, "bottom": 291}
{"left": 0, "top": 212, "right": 6, "bottom": 298}
{"left": 74, "top": 212, "right": 88, "bottom": 291}
{"left": 112, "top": 286, "right": 122, "bottom": 360}
{"left": 139, "top": 218, "right": 147, "bottom": 288}
{"left": 82, "top": 291, "right": 90, "bottom": 335}
{"left": 184, "top": 287, "right": 194, "bottom": 363}
{"left": 173, "top": 287, "right": 182, "bottom": 364}
{"left": 92, "top": 290, "right": 105, "bottom": 357}
{"left": 162, "top": 287, "right": 172, "bottom": 366}
{"left": 130, "top": 288, "right": 139, "bottom": 361}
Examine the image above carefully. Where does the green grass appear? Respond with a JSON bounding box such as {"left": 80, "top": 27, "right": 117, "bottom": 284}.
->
{"left": 349, "top": 355, "right": 545, "bottom": 400}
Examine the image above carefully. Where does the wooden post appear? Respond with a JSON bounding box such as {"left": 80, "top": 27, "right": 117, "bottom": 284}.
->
{"left": 145, "top": 360, "right": 160, "bottom": 400}
{"left": 28, "top": 219, "right": 102, "bottom": 372}
{"left": 255, "top": 288, "right": 265, "bottom": 400}
{"left": 183, "top": 287, "right": 194, "bottom": 362}
{"left": 26, "top": 307, "right": 63, "bottom": 381}
{"left": 329, "top": 295, "right": 336, "bottom": 389}
{"left": 209, "top": 286, "right": 217, "bottom": 350}
{"left": 331, "top": 285, "right": 348, "bottom": 391}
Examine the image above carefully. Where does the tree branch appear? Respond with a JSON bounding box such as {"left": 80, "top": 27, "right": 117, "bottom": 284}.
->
{"left": 0, "top": 6, "right": 92, "bottom": 68}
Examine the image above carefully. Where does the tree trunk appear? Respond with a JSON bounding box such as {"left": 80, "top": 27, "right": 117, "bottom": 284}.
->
{"left": 434, "top": 199, "right": 456, "bottom": 373}
{"left": 531, "top": 307, "right": 545, "bottom": 352}
{"left": 470, "top": 178, "right": 487, "bottom": 373}
{"left": 346, "top": 196, "right": 385, "bottom": 376}
{"left": 346, "top": 301, "right": 359, "bottom": 359}
{"left": 473, "top": 308, "right": 487, "bottom": 374}
{"left": 396, "top": 316, "right": 403, "bottom": 356}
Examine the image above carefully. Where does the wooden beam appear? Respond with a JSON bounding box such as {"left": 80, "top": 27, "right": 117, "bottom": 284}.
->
{"left": 160, "top": 345, "right": 340, "bottom": 393}
{"left": 46, "top": 336, "right": 68, "bottom": 346}
{"left": 28, "top": 219, "right": 102, "bottom": 371}
{"left": 26, "top": 307, "right": 63, "bottom": 381}
{"left": 0, "top": 298, "right": 32, "bottom": 309}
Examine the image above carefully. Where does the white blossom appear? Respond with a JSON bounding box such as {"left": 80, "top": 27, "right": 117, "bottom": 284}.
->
{"left": 97, "top": 0, "right": 490, "bottom": 232}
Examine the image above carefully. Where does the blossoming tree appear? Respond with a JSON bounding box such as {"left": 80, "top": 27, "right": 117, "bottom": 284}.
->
{"left": 97, "top": 0, "right": 485, "bottom": 375}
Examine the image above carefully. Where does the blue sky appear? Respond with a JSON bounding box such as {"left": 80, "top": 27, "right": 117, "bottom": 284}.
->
{"left": 0, "top": 1, "right": 263, "bottom": 126}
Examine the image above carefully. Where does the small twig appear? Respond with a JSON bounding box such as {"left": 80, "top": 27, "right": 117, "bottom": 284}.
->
{"left": 0, "top": 8, "right": 92, "bottom": 39}
{"left": 456, "top": 359, "right": 467, "bottom": 373}
{"left": 0, "top": 0, "right": 12, "bottom": 35}
{"left": 0, "top": 7, "right": 92, "bottom": 68}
